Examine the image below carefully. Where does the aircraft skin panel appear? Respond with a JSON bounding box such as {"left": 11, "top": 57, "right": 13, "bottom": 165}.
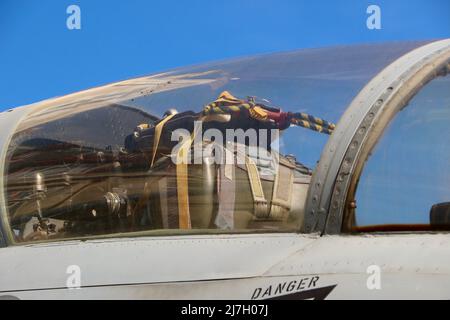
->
{"left": 265, "top": 234, "right": 450, "bottom": 276}
{"left": 2, "top": 269, "right": 450, "bottom": 300}
{"left": 1, "top": 233, "right": 449, "bottom": 299}
{"left": 0, "top": 233, "right": 317, "bottom": 293}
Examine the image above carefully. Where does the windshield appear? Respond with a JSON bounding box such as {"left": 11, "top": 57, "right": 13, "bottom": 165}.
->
{"left": 3, "top": 42, "right": 428, "bottom": 243}
{"left": 354, "top": 74, "right": 450, "bottom": 230}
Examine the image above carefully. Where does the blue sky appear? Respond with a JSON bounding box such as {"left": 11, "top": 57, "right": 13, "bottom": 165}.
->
{"left": 0, "top": 0, "right": 449, "bottom": 110}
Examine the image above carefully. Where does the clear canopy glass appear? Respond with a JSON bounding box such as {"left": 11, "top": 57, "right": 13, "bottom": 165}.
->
{"left": 355, "top": 74, "right": 450, "bottom": 227}
{"left": 3, "top": 41, "right": 429, "bottom": 243}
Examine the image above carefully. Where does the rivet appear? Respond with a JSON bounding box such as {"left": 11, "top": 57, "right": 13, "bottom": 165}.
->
{"left": 332, "top": 201, "right": 339, "bottom": 209}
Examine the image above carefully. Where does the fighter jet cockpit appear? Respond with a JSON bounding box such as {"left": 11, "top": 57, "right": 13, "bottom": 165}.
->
{"left": 2, "top": 40, "right": 450, "bottom": 244}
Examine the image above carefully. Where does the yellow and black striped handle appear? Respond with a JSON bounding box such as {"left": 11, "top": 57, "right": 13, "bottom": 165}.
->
{"left": 202, "top": 91, "right": 336, "bottom": 135}
{"left": 290, "top": 118, "right": 334, "bottom": 135}
{"left": 291, "top": 112, "right": 335, "bottom": 131}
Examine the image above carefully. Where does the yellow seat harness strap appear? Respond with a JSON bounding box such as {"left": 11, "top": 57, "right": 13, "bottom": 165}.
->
{"left": 238, "top": 149, "right": 294, "bottom": 220}
{"left": 238, "top": 152, "right": 269, "bottom": 219}
{"left": 150, "top": 113, "right": 176, "bottom": 168}
{"left": 175, "top": 122, "right": 203, "bottom": 229}
{"left": 149, "top": 113, "right": 196, "bottom": 229}
{"left": 176, "top": 147, "right": 191, "bottom": 229}
{"left": 270, "top": 156, "right": 295, "bottom": 220}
